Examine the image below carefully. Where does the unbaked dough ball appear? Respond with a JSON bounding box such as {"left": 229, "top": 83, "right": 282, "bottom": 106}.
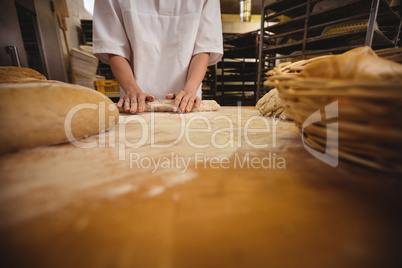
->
{"left": 256, "top": 88, "right": 289, "bottom": 119}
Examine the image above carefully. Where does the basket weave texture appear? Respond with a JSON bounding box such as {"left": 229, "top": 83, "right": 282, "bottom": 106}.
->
{"left": 265, "top": 48, "right": 402, "bottom": 174}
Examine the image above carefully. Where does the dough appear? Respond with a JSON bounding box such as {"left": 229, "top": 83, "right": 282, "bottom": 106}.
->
{"left": 0, "top": 81, "right": 119, "bottom": 154}
{"left": 256, "top": 88, "right": 289, "bottom": 119}
{"left": 119, "top": 99, "right": 220, "bottom": 113}
{"left": 0, "top": 66, "right": 47, "bottom": 83}
{"left": 300, "top": 46, "right": 402, "bottom": 81}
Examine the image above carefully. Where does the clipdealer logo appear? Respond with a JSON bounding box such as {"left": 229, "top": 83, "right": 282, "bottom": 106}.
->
{"left": 301, "top": 101, "right": 339, "bottom": 167}
{"left": 63, "top": 104, "right": 287, "bottom": 171}
{"left": 62, "top": 101, "right": 339, "bottom": 169}
{"left": 129, "top": 152, "right": 286, "bottom": 174}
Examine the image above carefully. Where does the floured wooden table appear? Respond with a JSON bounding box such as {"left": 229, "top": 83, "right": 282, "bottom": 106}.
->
{"left": 0, "top": 107, "right": 401, "bottom": 268}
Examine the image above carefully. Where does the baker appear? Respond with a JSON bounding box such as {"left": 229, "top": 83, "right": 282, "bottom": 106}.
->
{"left": 93, "top": 0, "right": 223, "bottom": 114}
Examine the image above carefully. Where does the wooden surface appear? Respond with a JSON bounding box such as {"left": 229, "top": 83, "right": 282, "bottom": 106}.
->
{"left": 0, "top": 107, "right": 401, "bottom": 268}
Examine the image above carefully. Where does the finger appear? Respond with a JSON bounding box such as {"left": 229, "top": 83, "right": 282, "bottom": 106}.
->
{"left": 165, "top": 93, "right": 175, "bottom": 100}
{"left": 185, "top": 97, "right": 195, "bottom": 112}
{"left": 130, "top": 98, "right": 137, "bottom": 114}
{"left": 137, "top": 94, "right": 146, "bottom": 112}
{"left": 195, "top": 97, "right": 201, "bottom": 108}
{"left": 147, "top": 94, "right": 155, "bottom": 102}
{"left": 117, "top": 97, "right": 124, "bottom": 108}
{"left": 124, "top": 97, "right": 131, "bottom": 113}
{"left": 179, "top": 95, "right": 190, "bottom": 113}
{"left": 173, "top": 92, "right": 184, "bottom": 112}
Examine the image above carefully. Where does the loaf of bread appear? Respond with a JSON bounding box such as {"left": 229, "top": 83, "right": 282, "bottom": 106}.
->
{"left": 0, "top": 66, "right": 47, "bottom": 83}
{"left": 0, "top": 81, "right": 119, "bottom": 154}
{"left": 300, "top": 46, "right": 402, "bottom": 82}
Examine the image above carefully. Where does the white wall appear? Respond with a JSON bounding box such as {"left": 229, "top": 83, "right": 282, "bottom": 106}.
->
{"left": 60, "top": 0, "right": 93, "bottom": 81}
{"left": 65, "top": 0, "right": 92, "bottom": 50}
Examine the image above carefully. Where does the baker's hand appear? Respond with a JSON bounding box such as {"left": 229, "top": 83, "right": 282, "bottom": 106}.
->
{"left": 117, "top": 92, "right": 155, "bottom": 113}
{"left": 166, "top": 91, "right": 201, "bottom": 113}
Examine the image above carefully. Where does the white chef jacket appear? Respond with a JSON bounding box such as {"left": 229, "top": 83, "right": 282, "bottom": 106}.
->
{"left": 93, "top": 0, "right": 223, "bottom": 99}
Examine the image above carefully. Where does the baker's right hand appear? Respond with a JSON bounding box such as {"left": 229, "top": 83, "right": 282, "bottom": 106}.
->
{"left": 117, "top": 92, "right": 155, "bottom": 114}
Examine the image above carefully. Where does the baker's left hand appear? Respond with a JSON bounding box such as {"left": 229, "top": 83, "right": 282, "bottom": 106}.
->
{"left": 166, "top": 90, "right": 201, "bottom": 113}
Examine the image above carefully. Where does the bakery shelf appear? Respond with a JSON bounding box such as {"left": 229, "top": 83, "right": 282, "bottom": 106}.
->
{"left": 265, "top": 0, "right": 310, "bottom": 15}
{"left": 218, "top": 74, "right": 256, "bottom": 83}
{"left": 265, "top": 1, "right": 311, "bottom": 21}
{"left": 202, "top": 65, "right": 217, "bottom": 100}
{"left": 265, "top": 0, "right": 400, "bottom": 35}
{"left": 217, "top": 61, "right": 257, "bottom": 70}
{"left": 263, "top": 28, "right": 394, "bottom": 54}
{"left": 216, "top": 31, "right": 260, "bottom": 106}
{"left": 224, "top": 31, "right": 259, "bottom": 47}
{"left": 224, "top": 45, "right": 258, "bottom": 58}
{"left": 256, "top": 0, "right": 402, "bottom": 99}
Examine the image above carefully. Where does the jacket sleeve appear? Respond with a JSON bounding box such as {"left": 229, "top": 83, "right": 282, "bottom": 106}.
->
{"left": 193, "top": 0, "right": 224, "bottom": 66}
{"left": 92, "top": 0, "right": 131, "bottom": 64}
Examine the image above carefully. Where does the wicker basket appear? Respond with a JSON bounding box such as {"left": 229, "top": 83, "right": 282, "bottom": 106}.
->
{"left": 265, "top": 60, "right": 402, "bottom": 174}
